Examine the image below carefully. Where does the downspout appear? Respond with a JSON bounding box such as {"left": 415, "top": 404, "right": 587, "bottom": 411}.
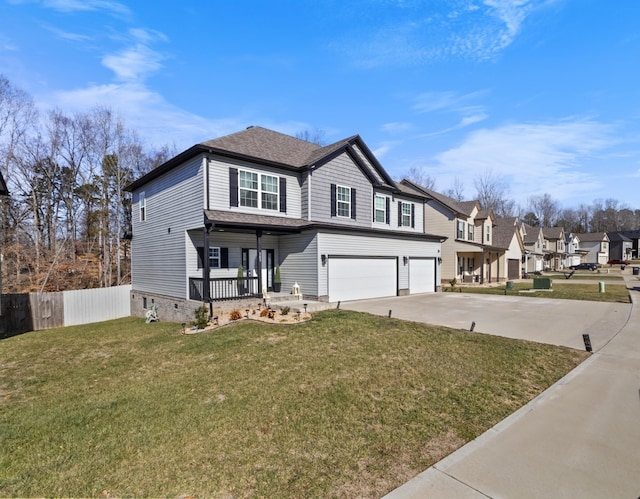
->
{"left": 256, "top": 229, "right": 263, "bottom": 294}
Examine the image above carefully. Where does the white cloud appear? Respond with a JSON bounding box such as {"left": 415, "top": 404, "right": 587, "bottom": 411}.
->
{"left": 12, "top": 0, "right": 132, "bottom": 17}
{"left": 427, "top": 118, "right": 616, "bottom": 204}
{"left": 102, "top": 44, "right": 165, "bottom": 82}
{"left": 339, "top": 0, "right": 554, "bottom": 67}
{"left": 381, "top": 122, "right": 413, "bottom": 133}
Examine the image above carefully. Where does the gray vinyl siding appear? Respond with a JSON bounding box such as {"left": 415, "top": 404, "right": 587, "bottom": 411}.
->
{"left": 131, "top": 155, "right": 204, "bottom": 299}
{"left": 207, "top": 155, "right": 302, "bottom": 218}
{"left": 301, "top": 171, "right": 310, "bottom": 220}
{"left": 316, "top": 232, "right": 441, "bottom": 296}
{"left": 309, "top": 152, "right": 372, "bottom": 227}
{"left": 351, "top": 143, "right": 385, "bottom": 184}
{"left": 279, "top": 232, "right": 319, "bottom": 297}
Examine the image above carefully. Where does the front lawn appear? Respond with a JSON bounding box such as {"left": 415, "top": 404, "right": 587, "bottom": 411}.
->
{"left": 1, "top": 312, "right": 588, "bottom": 497}
{"left": 456, "top": 282, "right": 630, "bottom": 303}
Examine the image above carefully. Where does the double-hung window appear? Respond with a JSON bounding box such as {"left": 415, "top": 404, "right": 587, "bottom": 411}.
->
{"left": 208, "top": 247, "right": 221, "bottom": 269}
{"left": 374, "top": 194, "right": 387, "bottom": 223}
{"left": 486, "top": 225, "right": 491, "bottom": 243}
{"left": 401, "top": 202, "right": 412, "bottom": 227}
{"left": 336, "top": 185, "right": 351, "bottom": 217}
{"left": 239, "top": 170, "right": 279, "bottom": 210}
{"left": 457, "top": 220, "right": 465, "bottom": 239}
{"left": 468, "top": 223, "right": 474, "bottom": 241}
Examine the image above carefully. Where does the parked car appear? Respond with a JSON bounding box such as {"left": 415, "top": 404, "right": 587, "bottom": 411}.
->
{"left": 607, "top": 259, "right": 631, "bottom": 265}
{"left": 569, "top": 263, "right": 599, "bottom": 271}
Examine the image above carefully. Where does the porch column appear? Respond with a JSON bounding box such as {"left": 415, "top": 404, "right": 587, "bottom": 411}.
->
{"left": 202, "top": 218, "right": 214, "bottom": 304}
{"left": 256, "top": 229, "right": 263, "bottom": 293}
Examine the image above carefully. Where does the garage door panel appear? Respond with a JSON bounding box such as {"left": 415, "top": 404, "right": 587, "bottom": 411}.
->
{"left": 329, "top": 257, "right": 396, "bottom": 302}
{"left": 410, "top": 258, "right": 435, "bottom": 293}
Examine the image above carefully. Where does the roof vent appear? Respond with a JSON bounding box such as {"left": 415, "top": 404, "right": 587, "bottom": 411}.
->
{"left": 246, "top": 125, "right": 254, "bottom": 129}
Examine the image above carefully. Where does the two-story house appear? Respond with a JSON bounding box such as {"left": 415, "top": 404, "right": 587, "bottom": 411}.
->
{"left": 541, "top": 227, "right": 566, "bottom": 270}
{"left": 564, "top": 232, "right": 585, "bottom": 268}
{"left": 399, "top": 181, "right": 505, "bottom": 283}
{"left": 126, "top": 126, "right": 445, "bottom": 321}
{"left": 493, "top": 217, "right": 525, "bottom": 280}
{"left": 607, "top": 232, "right": 633, "bottom": 262}
{"left": 522, "top": 223, "right": 545, "bottom": 273}
{"left": 574, "top": 232, "right": 609, "bottom": 265}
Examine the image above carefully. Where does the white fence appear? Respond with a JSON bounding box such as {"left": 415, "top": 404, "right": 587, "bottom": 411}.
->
{"left": 63, "top": 285, "right": 132, "bottom": 326}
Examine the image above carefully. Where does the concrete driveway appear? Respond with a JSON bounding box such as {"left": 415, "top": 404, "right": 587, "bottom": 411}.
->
{"left": 341, "top": 292, "right": 631, "bottom": 352}
{"left": 341, "top": 282, "right": 640, "bottom": 498}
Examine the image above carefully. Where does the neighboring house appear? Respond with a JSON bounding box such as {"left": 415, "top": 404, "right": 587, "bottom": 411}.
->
{"left": 564, "top": 232, "right": 586, "bottom": 267}
{"left": 607, "top": 232, "right": 633, "bottom": 261}
{"left": 522, "top": 223, "right": 545, "bottom": 273}
{"left": 574, "top": 232, "right": 610, "bottom": 265}
{"left": 541, "top": 227, "right": 566, "bottom": 270}
{"left": 493, "top": 217, "right": 525, "bottom": 280}
{"left": 400, "top": 181, "right": 504, "bottom": 283}
{"left": 616, "top": 230, "right": 640, "bottom": 259}
{"left": 126, "top": 126, "right": 445, "bottom": 321}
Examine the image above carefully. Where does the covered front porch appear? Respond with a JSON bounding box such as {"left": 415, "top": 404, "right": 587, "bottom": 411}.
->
{"left": 189, "top": 210, "right": 308, "bottom": 302}
{"left": 456, "top": 246, "right": 504, "bottom": 283}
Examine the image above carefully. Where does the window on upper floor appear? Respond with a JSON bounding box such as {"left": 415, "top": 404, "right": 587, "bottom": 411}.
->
{"left": 457, "top": 220, "right": 465, "bottom": 239}
{"left": 230, "top": 168, "right": 287, "bottom": 213}
{"left": 336, "top": 185, "right": 351, "bottom": 217}
{"left": 468, "top": 223, "right": 474, "bottom": 241}
{"left": 374, "top": 194, "right": 389, "bottom": 224}
{"left": 330, "top": 184, "right": 356, "bottom": 219}
{"left": 139, "top": 191, "right": 146, "bottom": 221}
{"left": 398, "top": 201, "right": 415, "bottom": 228}
{"left": 485, "top": 225, "right": 491, "bottom": 243}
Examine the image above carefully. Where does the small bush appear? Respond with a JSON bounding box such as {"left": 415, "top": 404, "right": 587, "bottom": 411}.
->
{"left": 229, "top": 309, "right": 243, "bottom": 321}
{"left": 194, "top": 305, "right": 209, "bottom": 329}
{"left": 281, "top": 306, "right": 290, "bottom": 316}
{"left": 260, "top": 308, "right": 269, "bottom": 317}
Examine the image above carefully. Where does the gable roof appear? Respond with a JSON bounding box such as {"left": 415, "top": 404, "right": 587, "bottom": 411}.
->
{"left": 400, "top": 180, "right": 480, "bottom": 217}
{"left": 607, "top": 231, "right": 633, "bottom": 242}
{"left": 574, "top": 232, "right": 608, "bottom": 242}
{"left": 493, "top": 217, "right": 521, "bottom": 250}
{"left": 126, "top": 126, "right": 397, "bottom": 192}
{"left": 542, "top": 226, "right": 564, "bottom": 240}
{"left": 522, "top": 223, "right": 543, "bottom": 244}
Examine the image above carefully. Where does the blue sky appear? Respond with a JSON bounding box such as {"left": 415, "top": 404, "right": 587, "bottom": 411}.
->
{"left": 1, "top": 0, "right": 639, "bottom": 210}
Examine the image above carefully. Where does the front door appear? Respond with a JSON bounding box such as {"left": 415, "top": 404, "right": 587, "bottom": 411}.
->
{"left": 244, "top": 249, "right": 274, "bottom": 292}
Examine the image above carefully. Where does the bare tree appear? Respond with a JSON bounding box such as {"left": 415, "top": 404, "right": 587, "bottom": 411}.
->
{"left": 295, "top": 128, "right": 327, "bottom": 146}
{"left": 527, "top": 193, "right": 560, "bottom": 228}
{"left": 442, "top": 176, "right": 465, "bottom": 201}
{"left": 404, "top": 165, "right": 436, "bottom": 190}
{"left": 473, "top": 170, "right": 515, "bottom": 217}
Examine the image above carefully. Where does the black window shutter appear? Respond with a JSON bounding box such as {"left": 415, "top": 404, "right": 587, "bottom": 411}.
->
{"left": 229, "top": 168, "right": 238, "bottom": 207}
{"left": 411, "top": 204, "right": 415, "bottom": 228}
{"left": 221, "top": 247, "right": 229, "bottom": 268}
{"left": 372, "top": 194, "right": 375, "bottom": 222}
{"left": 330, "top": 184, "right": 337, "bottom": 217}
{"left": 351, "top": 188, "right": 356, "bottom": 219}
{"left": 197, "top": 247, "right": 204, "bottom": 269}
{"left": 279, "top": 177, "right": 287, "bottom": 213}
{"left": 385, "top": 197, "right": 390, "bottom": 224}
{"left": 398, "top": 202, "right": 403, "bottom": 226}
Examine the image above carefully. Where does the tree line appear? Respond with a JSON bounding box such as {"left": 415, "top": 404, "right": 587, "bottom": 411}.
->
{"left": 407, "top": 168, "right": 640, "bottom": 233}
{"left": 0, "top": 75, "right": 174, "bottom": 293}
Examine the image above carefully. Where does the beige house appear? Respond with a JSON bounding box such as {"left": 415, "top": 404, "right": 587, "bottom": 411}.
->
{"left": 522, "top": 223, "right": 545, "bottom": 273}
{"left": 542, "top": 227, "right": 566, "bottom": 270}
{"left": 400, "top": 181, "right": 504, "bottom": 283}
{"left": 494, "top": 217, "right": 526, "bottom": 280}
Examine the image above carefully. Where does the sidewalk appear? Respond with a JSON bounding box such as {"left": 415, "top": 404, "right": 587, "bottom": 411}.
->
{"left": 383, "top": 275, "right": 640, "bottom": 498}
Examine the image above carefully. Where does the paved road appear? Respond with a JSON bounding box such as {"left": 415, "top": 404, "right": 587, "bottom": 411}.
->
{"left": 341, "top": 278, "right": 640, "bottom": 498}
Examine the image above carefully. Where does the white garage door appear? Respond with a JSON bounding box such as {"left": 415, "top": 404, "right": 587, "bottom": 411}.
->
{"left": 328, "top": 257, "right": 397, "bottom": 302}
{"left": 409, "top": 258, "right": 435, "bottom": 293}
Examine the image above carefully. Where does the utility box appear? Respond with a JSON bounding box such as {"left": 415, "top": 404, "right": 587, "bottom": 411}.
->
{"left": 633, "top": 267, "right": 640, "bottom": 276}
{"left": 533, "top": 277, "right": 552, "bottom": 290}
{"left": 506, "top": 281, "right": 514, "bottom": 290}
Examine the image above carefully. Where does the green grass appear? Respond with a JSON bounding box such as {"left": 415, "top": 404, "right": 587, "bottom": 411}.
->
{"left": 545, "top": 272, "right": 624, "bottom": 281}
{"left": 456, "top": 282, "right": 630, "bottom": 303}
{"left": 1, "top": 312, "right": 588, "bottom": 498}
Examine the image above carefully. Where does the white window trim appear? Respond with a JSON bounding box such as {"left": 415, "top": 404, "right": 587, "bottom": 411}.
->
{"left": 401, "top": 202, "right": 412, "bottom": 227}
{"left": 239, "top": 169, "right": 279, "bottom": 211}
{"left": 209, "top": 247, "right": 221, "bottom": 269}
{"left": 139, "top": 191, "right": 146, "bottom": 221}
{"left": 468, "top": 223, "right": 474, "bottom": 241}
{"left": 336, "top": 185, "right": 351, "bottom": 218}
{"left": 374, "top": 194, "right": 386, "bottom": 223}
{"left": 457, "top": 220, "right": 465, "bottom": 239}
